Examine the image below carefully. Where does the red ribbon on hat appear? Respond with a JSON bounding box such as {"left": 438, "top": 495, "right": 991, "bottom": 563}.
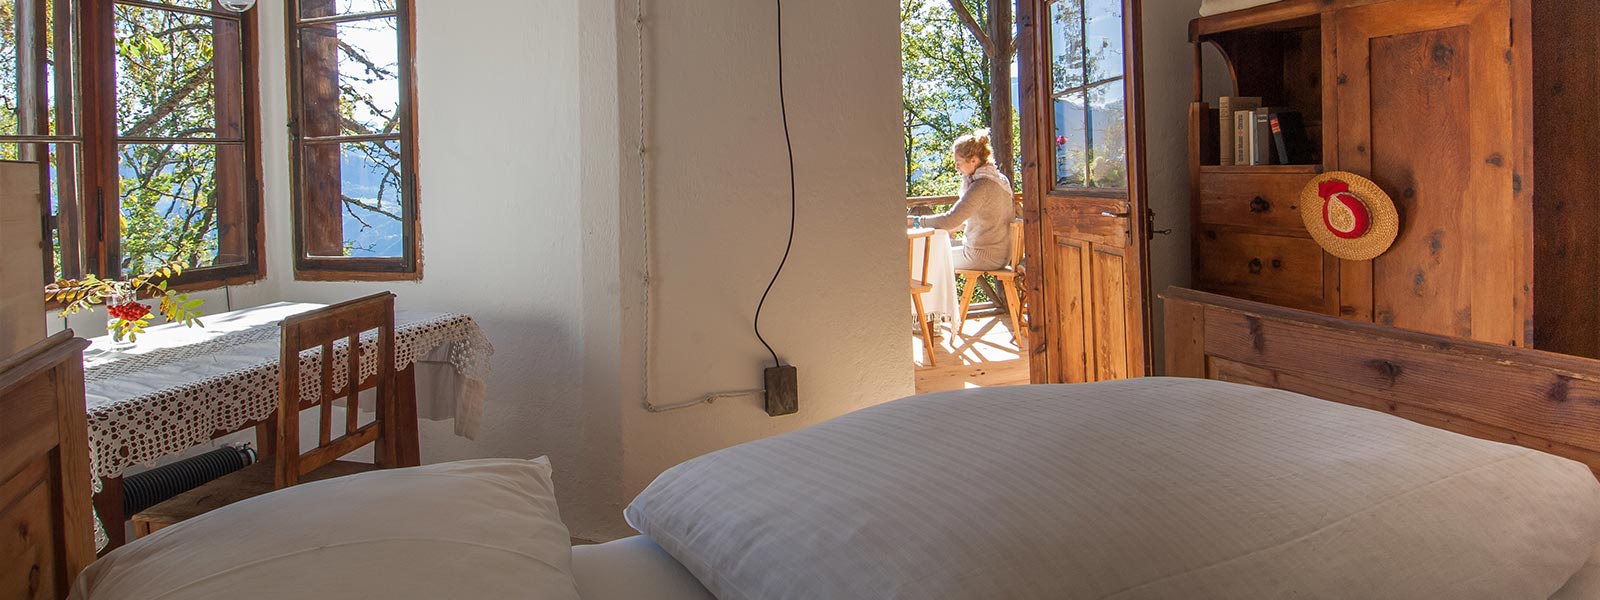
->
{"left": 1320, "top": 181, "right": 1371, "bottom": 239}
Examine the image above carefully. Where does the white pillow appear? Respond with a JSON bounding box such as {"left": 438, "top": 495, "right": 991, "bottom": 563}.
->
{"left": 72, "top": 458, "right": 580, "bottom": 600}
{"left": 626, "top": 378, "right": 1600, "bottom": 600}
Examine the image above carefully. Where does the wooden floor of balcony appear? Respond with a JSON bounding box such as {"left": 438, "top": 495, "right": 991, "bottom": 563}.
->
{"left": 913, "top": 311, "right": 1030, "bottom": 394}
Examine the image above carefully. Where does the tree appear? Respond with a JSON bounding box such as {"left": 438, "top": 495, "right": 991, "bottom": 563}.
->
{"left": 902, "top": 0, "right": 990, "bottom": 197}
{"left": 902, "top": 0, "right": 1019, "bottom": 199}
{"left": 943, "top": 0, "right": 1015, "bottom": 188}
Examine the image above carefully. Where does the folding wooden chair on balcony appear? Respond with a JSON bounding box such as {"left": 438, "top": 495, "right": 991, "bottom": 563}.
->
{"left": 910, "top": 228, "right": 939, "bottom": 367}
{"left": 956, "top": 219, "right": 1027, "bottom": 341}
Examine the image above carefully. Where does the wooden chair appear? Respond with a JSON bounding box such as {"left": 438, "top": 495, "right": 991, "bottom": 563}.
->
{"left": 956, "top": 220, "right": 1027, "bottom": 340}
{"left": 910, "top": 229, "right": 939, "bottom": 367}
{"left": 0, "top": 332, "right": 95, "bottom": 599}
{"left": 132, "top": 293, "right": 414, "bottom": 535}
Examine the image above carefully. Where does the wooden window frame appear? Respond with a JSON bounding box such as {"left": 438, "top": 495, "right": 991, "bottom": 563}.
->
{"left": 4, "top": 0, "right": 266, "bottom": 290}
{"left": 284, "top": 0, "right": 421, "bottom": 281}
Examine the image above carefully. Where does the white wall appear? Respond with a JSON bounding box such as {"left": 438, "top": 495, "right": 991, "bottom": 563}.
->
{"left": 48, "top": 0, "right": 1188, "bottom": 540}
{"left": 229, "top": 0, "right": 631, "bottom": 538}
{"left": 210, "top": 0, "right": 906, "bottom": 540}
{"left": 1143, "top": 0, "right": 1212, "bottom": 373}
{"left": 613, "top": 0, "right": 912, "bottom": 501}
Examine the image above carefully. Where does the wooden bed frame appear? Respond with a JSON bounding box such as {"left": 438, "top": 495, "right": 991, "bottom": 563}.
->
{"left": 0, "top": 332, "right": 94, "bottom": 599}
{"left": 1164, "top": 287, "right": 1600, "bottom": 473}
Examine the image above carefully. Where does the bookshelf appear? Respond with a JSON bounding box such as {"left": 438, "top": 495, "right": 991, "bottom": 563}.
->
{"left": 1187, "top": 0, "right": 1600, "bottom": 357}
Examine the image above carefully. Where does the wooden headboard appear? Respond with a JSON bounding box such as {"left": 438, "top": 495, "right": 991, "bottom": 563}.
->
{"left": 1, "top": 332, "right": 94, "bottom": 599}
{"left": 1162, "top": 287, "right": 1600, "bottom": 473}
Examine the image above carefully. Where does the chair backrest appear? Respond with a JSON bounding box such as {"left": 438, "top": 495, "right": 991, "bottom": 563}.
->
{"left": 909, "top": 229, "right": 936, "bottom": 287}
{"left": 0, "top": 331, "right": 95, "bottom": 600}
{"left": 1007, "top": 219, "right": 1025, "bottom": 270}
{"left": 276, "top": 293, "right": 398, "bottom": 488}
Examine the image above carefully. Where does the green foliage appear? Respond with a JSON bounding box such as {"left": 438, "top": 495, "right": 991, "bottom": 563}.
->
{"left": 113, "top": 4, "right": 227, "bottom": 276}
{"left": 901, "top": 0, "right": 991, "bottom": 198}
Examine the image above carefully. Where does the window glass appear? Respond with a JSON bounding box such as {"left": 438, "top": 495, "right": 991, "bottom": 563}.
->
{"left": 289, "top": 0, "right": 416, "bottom": 274}
{"left": 7, "top": 0, "right": 259, "bottom": 283}
{"left": 1049, "top": 0, "right": 1126, "bottom": 190}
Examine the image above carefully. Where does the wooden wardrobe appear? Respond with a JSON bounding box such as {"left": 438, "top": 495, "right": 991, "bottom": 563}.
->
{"left": 0, "top": 160, "right": 46, "bottom": 356}
{"left": 1188, "top": 0, "right": 1600, "bottom": 356}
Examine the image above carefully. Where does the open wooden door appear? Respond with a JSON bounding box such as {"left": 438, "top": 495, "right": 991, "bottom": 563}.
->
{"left": 1018, "top": 0, "right": 1152, "bottom": 383}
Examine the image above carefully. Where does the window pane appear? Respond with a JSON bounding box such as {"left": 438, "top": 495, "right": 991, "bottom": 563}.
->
{"left": 299, "top": 0, "right": 393, "bottom": 20}
{"left": 3, "top": 0, "right": 76, "bottom": 137}
{"left": 2, "top": 1, "right": 21, "bottom": 135}
{"left": 1048, "top": 0, "right": 1084, "bottom": 94}
{"left": 115, "top": 3, "right": 243, "bottom": 139}
{"left": 1053, "top": 91, "right": 1086, "bottom": 188}
{"left": 301, "top": 139, "right": 404, "bottom": 258}
{"left": 297, "top": 16, "right": 399, "bottom": 139}
{"left": 117, "top": 142, "right": 247, "bottom": 274}
{"left": 1086, "top": 81, "right": 1126, "bottom": 188}
{"left": 1083, "top": 0, "right": 1123, "bottom": 84}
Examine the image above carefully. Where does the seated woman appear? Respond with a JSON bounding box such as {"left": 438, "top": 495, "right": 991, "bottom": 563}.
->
{"left": 908, "top": 129, "right": 1014, "bottom": 271}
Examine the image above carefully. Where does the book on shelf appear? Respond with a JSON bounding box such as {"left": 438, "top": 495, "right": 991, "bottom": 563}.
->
{"left": 1234, "top": 110, "right": 1254, "bottom": 166}
{"left": 1253, "top": 107, "right": 1278, "bottom": 166}
{"left": 1217, "top": 96, "right": 1261, "bottom": 166}
{"left": 1268, "top": 111, "right": 1314, "bottom": 165}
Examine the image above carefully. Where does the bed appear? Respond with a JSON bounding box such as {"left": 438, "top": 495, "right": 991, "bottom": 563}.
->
{"left": 26, "top": 288, "right": 1600, "bottom": 598}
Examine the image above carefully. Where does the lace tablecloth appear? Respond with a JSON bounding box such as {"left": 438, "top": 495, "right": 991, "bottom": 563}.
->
{"left": 83, "top": 302, "right": 493, "bottom": 488}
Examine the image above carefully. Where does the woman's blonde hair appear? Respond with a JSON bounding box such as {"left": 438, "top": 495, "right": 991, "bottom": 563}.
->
{"left": 952, "top": 128, "right": 994, "bottom": 164}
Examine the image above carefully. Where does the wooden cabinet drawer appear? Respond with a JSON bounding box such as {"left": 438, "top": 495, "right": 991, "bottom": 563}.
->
{"left": 1197, "top": 170, "right": 1318, "bottom": 234}
{"left": 1195, "top": 228, "right": 1327, "bottom": 311}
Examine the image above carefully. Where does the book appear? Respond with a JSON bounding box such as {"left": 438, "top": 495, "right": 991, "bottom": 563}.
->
{"left": 1268, "top": 111, "right": 1313, "bottom": 165}
{"left": 1233, "top": 111, "right": 1253, "bottom": 166}
{"left": 1253, "top": 107, "right": 1277, "bottom": 166}
{"left": 1217, "top": 96, "right": 1261, "bottom": 166}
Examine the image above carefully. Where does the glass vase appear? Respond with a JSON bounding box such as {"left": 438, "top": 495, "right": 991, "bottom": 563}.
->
{"left": 106, "top": 293, "right": 138, "bottom": 351}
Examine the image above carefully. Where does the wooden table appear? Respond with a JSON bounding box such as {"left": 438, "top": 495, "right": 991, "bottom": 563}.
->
{"left": 80, "top": 302, "right": 491, "bottom": 549}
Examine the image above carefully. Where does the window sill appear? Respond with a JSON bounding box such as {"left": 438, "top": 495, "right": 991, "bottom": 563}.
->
{"left": 293, "top": 269, "right": 423, "bottom": 283}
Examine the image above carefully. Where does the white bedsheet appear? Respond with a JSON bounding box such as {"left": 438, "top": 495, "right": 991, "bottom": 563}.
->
{"left": 572, "top": 537, "right": 713, "bottom": 600}
{"left": 570, "top": 535, "right": 1600, "bottom": 600}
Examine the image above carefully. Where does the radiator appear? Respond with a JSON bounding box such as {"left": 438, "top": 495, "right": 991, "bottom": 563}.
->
{"left": 123, "top": 445, "right": 256, "bottom": 516}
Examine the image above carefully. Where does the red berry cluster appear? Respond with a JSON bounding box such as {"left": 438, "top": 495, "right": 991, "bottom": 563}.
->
{"left": 108, "top": 301, "right": 153, "bottom": 321}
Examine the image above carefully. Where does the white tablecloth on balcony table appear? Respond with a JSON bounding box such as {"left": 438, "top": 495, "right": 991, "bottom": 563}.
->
{"left": 910, "top": 228, "right": 960, "bottom": 327}
{"left": 79, "top": 302, "right": 494, "bottom": 546}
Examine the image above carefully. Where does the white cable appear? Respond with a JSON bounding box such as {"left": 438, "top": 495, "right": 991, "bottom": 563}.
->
{"left": 636, "top": 0, "right": 758, "bottom": 413}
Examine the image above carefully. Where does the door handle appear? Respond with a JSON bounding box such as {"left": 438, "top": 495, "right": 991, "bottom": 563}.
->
{"left": 1100, "top": 211, "right": 1131, "bottom": 218}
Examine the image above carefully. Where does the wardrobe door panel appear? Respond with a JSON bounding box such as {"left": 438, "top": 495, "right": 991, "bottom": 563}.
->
{"left": 1330, "top": 0, "right": 1525, "bottom": 346}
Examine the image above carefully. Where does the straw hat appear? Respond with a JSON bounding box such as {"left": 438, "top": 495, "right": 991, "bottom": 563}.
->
{"left": 1300, "top": 171, "right": 1399, "bottom": 261}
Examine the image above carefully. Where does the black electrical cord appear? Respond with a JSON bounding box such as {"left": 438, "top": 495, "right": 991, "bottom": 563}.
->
{"left": 753, "top": 0, "right": 796, "bottom": 370}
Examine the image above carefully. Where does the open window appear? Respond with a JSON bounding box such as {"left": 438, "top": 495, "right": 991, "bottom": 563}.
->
{"left": 2, "top": 0, "right": 261, "bottom": 286}
{"left": 285, "top": 0, "right": 419, "bottom": 280}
